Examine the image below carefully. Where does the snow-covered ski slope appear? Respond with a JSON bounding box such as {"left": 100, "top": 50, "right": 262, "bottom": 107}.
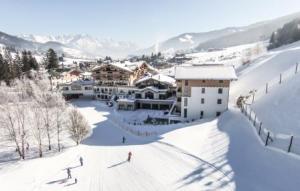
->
{"left": 230, "top": 41, "right": 300, "bottom": 101}
{"left": 230, "top": 41, "right": 300, "bottom": 136}
{"left": 1, "top": 100, "right": 300, "bottom": 191}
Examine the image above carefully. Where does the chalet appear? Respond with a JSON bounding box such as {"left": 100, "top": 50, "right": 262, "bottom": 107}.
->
{"left": 117, "top": 74, "right": 176, "bottom": 111}
{"left": 92, "top": 63, "right": 133, "bottom": 86}
{"left": 92, "top": 62, "right": 159, "bottom": 100}
{"left": 174, "top": 65, "right": 237, "bottom": 120}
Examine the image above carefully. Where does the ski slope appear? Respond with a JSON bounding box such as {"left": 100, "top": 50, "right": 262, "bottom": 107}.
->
{"left": 1, "top": 100, "right": 300, "bottom": 191}
{"left": 230, "top": 41, "right": 300, "bottom": 101}
{"left": 250, "top": 70, "right": 300, "bottom": 135}
{"left": 230, "top": 41, "right": 300, "bottom": 136}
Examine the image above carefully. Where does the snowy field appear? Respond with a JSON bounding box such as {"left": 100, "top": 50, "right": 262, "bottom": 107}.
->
{"left": 1, "top": 100, "right": 300, "bottom": 191}
{"left": 229, "top": 41, "right": 300, "bottom": 137}
{"left": 186, "top": 42, "right": 266, "bottom": 68}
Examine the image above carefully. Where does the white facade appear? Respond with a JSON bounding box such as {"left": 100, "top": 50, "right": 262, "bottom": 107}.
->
{"left": 181, "top": 86, "right": 229, "bottom": 119}
{"left": 60, "top": 81, "right": 94, "bottom": 96}
{"left": 94, "top": 86, "right": 137, "bottom": 100}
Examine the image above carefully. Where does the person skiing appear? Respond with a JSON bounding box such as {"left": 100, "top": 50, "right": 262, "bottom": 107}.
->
{"left": 122, "top": 136, "right": 126, "bottom": 144}
{"left": 67, "top": 168, "right": 72, "bottom": 179}
{"left": 74, "top": 178, "right": 77, "bottom": 184}
{"left": 127, "top": 151, "right": 132, "bottom": 162}
{"left": 79, "top": 156, "right": 83, "bottom": 166}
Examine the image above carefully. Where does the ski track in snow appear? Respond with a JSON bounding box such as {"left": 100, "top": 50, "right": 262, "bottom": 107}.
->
{"left": 0, "top": 101, "right": 233, "bottom": 191}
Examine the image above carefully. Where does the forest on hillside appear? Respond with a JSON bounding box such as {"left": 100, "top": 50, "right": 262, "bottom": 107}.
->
{"left": 268, "top": 19, "right": 300, "bottom": 49}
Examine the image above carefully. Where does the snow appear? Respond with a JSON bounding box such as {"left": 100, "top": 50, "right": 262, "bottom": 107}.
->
{"left": 92, "top": 62, "right": 133, "bottom": 73}
{"left": 2, "top": 40, "right": 300, "bottom": 190}
{"left": 1, "top": 100, "right": 300, "bottom": 191}
{"left": 230, "top": 41, "right": 300, "bottom": 101}
{"left": 250, "top": 72, "right": 300, "bottom": 136}
{"left": 186, "top": 42, "right": 266, "bottom": 68}
{"left": 175, "top": 65, "right": 237, "bottom": 80}
{"left": 135, "top": 74, "right": 176, "bottom": 86}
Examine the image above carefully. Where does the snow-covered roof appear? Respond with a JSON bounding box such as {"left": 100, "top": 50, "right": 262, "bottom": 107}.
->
{"left": 81, "top": 72, "right": 92, "bottom": 76}
{"left": 175, "top": 65, "right": 237, "bottom": 80}
{"left": 61, "top": 80, "right": 95, "bottom": 86}
{"left": 135, "top": 74, "right": 176, "bottom": 86}
{"left": 136, "top": 86, "right": 168, "bottom": 93}
{"left": 92, "top": 63, "right": 133, "bottom": 73}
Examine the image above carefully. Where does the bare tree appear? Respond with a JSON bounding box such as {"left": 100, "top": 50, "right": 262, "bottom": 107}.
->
{"left": 67, "top": 107, "right": 90, "bottom": 145}
{"left": 31, "top": 104, "right": 44, "bottom": 157}
{"left": 53, "top": 92, "right": 66, "bottom": 152}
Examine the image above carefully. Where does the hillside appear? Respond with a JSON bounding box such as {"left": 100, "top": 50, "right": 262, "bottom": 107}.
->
{"left": 138, "top": 11, "right": 300, "bottom": 55}
{"left": 195, "top": 12, "right": 300, "bottom": 50}
{"left": 138, "top": 27, "right": 240, "bottom": 54}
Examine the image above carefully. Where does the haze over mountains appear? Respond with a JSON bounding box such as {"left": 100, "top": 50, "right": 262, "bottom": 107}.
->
{"left": 1, "top": 11, "right": 300, "bottom": 59}
{"left": 140, "top": 11, "right": 300, "bottom": 54}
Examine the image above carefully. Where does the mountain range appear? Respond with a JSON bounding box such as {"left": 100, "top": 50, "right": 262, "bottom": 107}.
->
{"left": 140, "top": 11, "right": 300, "bottom": 54}
{"left": 1, "top": 11, "right": 300, "bottom": 59}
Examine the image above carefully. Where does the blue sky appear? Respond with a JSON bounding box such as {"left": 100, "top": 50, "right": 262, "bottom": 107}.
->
{"left": 1, "top": 0, "right": 300, "bottom": 46}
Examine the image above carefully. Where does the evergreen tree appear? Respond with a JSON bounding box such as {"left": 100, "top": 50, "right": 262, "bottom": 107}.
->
{"left": 45, "top": 48, "right": 58, "bottom": 70}
{"left": 28, "top": 51, "right": 39, "bottom": 71}
{"left": 3, "top": 49, "right": 13, "bottom": 85}
{"left": 12, "top": 53, "right": 22, "bottom": 79}
{"left": 0, "top": 53, "right": 5, "bottom": 82}
{"left": 21, "top": 51, "right": 31, "bottom": 72}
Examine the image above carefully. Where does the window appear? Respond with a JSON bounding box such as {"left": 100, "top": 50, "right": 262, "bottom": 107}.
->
{"left": 135, "top": 93, "right": 142, "bottom": 99}
{"left": 218, "top": 88, "right": 223, "bottom": 94}
{"left": 200, "top": 111, "right": 204, "bottom": 119}
{"left": 219, "top": 80, "right": 224, "bottom": 83}
{"left": 177, "top": 97, "right": 182, "bottom": 102}
{"left": 63, "top": 87, "right": 69, "bottom": 91}
{"left": 202, "top": 88, "right": 205, "bottom": 94}
{"left": 145, "top": 91, "right": 154, "bottom": 99}
{"left": 185, "top": 80, "right": 189, "bottom": 86}
{"left": 202, "top": 80, "right": 206, "bottom": 83}
{"left": 216, "top": 112, "right": 221, "bottom": 117}
{"left": 184, "top": 109, "right": 187, "bottom": 118}
{"left": 159, "top": 94, "right": 166, "bottom": 100}
{"left": 85, "top": 86, "right": 92, "bottom": 90}
{"left": 217, "top": 99, "right": 222, "bottom": 104}
{"left": 201, "top": 98, "right": 205, "bottom": 104}
{"left": 184, "top": 98, "right": 188, "bottom": 107}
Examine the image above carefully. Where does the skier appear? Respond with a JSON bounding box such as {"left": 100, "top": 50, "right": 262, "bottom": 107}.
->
{"left": 122, "top": 136, "right": 126, "bottom": 144}
{"left": 127, "top": 151, "right": 132, "bottom": 162}
{"left": 79, "top": 156, "right": 83, "bottom": 166}
{"left": 67, "top": 168, "right": 72, "bottom": 179}
{"left": 74, "top": 178, "right": 78, "bottom": 184}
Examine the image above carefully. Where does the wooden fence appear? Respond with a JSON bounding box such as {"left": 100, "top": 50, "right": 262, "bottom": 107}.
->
{"left": 240, "top": 103, "right": 300, "bottom": 155}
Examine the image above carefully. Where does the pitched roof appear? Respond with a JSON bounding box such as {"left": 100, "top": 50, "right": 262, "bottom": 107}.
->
{"left": 92, "top": 63, "right": 133, "bottom": 73}
{"left": 135, "top": 74, "right": 176, "bottom": 86}
{"left": 175, "top": 65, "right": 237, "bottom": 80}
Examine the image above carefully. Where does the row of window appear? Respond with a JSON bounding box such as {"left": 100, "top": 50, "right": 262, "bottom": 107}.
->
{"left": 184, "top": 80, "right": 224, "bottom": 86}
{"left": 62, "top": 86, "right": 92, "bottom": 91}
{"left": 201, "top": 88, "right": 223, "bottom": 94}
{"left": 183, "top": 98, "right": 223, "bottom": 106}
{"left": 183, "top": 109, "right": 221, "bottom": 118}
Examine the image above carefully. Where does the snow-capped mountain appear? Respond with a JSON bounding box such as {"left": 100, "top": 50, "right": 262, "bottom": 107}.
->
{"left": 18, "top": 34, "right": 139, "bottom": 58}
{"left": 137, "top": 28, "right": 238, "bottom": 55}
{"left": 138, "top": 11, "right": 300, "bottom": 55}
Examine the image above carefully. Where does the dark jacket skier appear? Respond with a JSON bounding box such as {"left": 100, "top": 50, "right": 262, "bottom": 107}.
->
{"left": 79, "top": 156, "right": 83, "bottom": 166}
{"left": 122, "top": 136, "right": 126, "bottom": 144}
{"left": 127, "top": 151, "right": 132, "bottom": 162}
{"left": 67, "top": 168, "right": 72, "bottom": 179}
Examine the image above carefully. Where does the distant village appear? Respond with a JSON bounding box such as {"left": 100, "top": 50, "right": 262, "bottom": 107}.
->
{"left": 57, "top": 53, "right": 237, "bottom": 123}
